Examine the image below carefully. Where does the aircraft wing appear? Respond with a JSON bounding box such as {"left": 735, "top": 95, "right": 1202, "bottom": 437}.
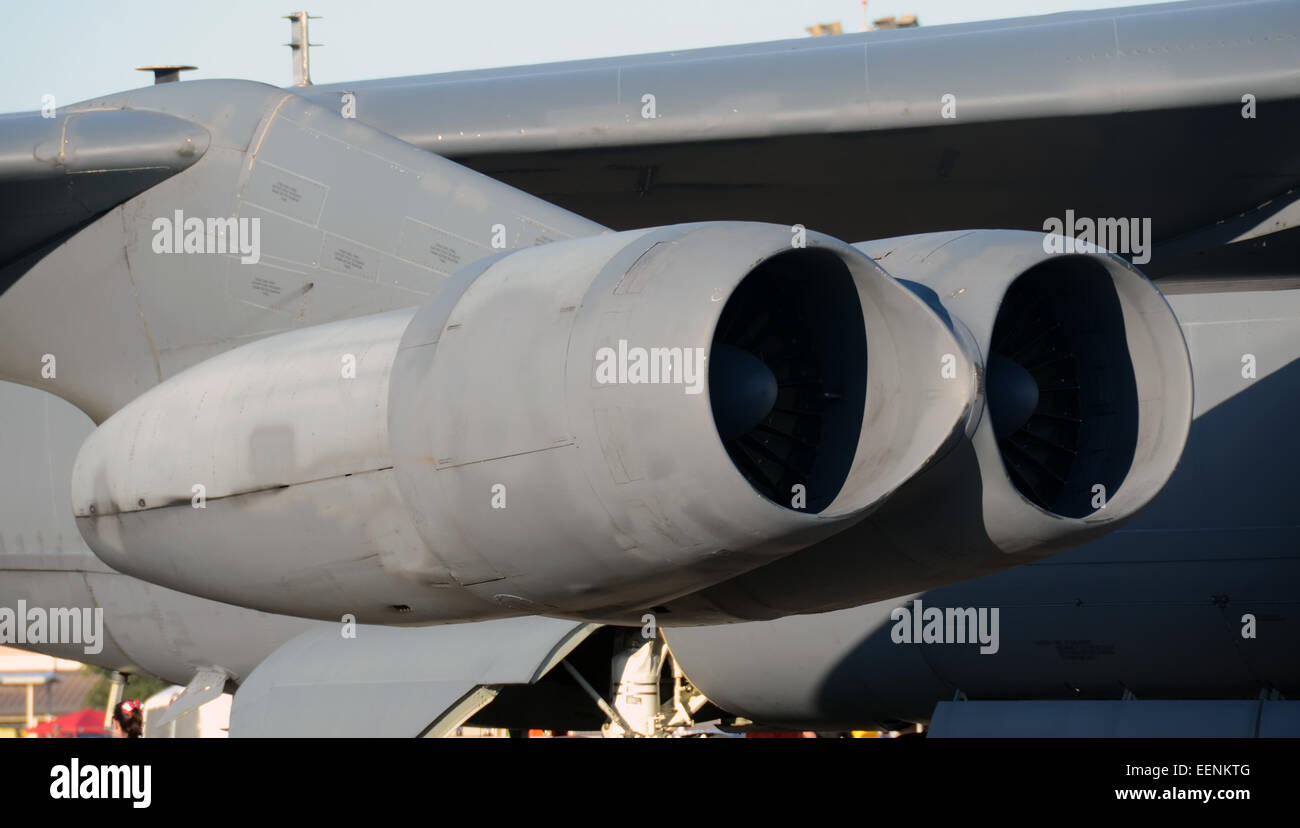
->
{"left": 5, "top": 0, "right": 1298, "bottom": 306}
{"left": 2, "top": 0, "right": 1296, "bottom": 423}
{"left": 303, "top": 0, "right": 1300, "bottom": 251}
{"left": 0, "top": 109, "right": 209, "bottom": 285}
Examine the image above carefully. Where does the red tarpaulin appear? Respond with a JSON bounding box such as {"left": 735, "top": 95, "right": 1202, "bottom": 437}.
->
{"left": 26, "top": 708, "right": 110, "bottom": 738}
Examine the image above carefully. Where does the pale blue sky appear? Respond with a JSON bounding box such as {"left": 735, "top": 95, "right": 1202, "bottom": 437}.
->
{"left": 0, "top": 0, "right": 1184, "bottom": 114}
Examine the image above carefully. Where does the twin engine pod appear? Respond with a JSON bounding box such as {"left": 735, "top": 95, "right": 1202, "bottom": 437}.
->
{"left": 657, "top": 229, "right": 1195, "bottom": 622}
{"left": 70, "top": 222, "right": 973, "bottom": 624}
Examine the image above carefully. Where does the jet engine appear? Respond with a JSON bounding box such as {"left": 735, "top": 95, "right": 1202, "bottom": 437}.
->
{"left": 656, "top": 230, "right": 1194, "bottom": 622}
{"left": 70, "top": 222, "right": 972, "bottom": 623}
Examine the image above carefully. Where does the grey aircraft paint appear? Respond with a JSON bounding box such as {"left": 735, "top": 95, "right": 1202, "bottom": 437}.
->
{"left": 0, "top": 0, "right": 1296, "bottom": 735}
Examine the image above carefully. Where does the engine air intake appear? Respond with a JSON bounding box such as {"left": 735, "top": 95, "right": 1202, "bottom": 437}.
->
{"left": 710, "top": 249, "right": 868, "bottom": 513}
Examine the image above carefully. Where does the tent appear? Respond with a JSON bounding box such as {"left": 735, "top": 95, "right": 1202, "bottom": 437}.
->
{"left": 26, "top": 708, "right": 110, "bottom": 738}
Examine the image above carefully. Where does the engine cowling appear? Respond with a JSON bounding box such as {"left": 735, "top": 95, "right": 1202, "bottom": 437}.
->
{"left": 656, "top": 230, "right": 1194, "bottom": 622}
{"left": 70, "top": 222, "right": 972, "bottom": 623}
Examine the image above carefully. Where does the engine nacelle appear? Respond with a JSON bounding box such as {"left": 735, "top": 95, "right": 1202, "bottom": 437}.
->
{"left": 70, "top": 222, "right": 972, "bottom": 623}
{"left": 657, "top": 230, "right": 1194, "bottom": 622}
